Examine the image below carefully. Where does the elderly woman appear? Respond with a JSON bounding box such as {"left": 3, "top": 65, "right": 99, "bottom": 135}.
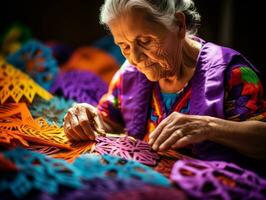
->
{"left": 64, "top": 0, "right": 266, "bottom": 170}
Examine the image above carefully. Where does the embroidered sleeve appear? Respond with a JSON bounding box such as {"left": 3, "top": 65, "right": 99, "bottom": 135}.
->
{"left": 97, "top": 71, "right": 124, "bottom": 126}
{"left": 224, "top": 66, "right": 266, "bottom": 121}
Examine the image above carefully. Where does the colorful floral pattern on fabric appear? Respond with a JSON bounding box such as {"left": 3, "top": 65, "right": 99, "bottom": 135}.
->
{"left": 225, "top": 66, "right": 266, "bottom": 121}
{"left": 145, "top": 83, "right": 191, "bottom": 140}
{"left": 97, "top": 71, "right": 124, "bottom": 125}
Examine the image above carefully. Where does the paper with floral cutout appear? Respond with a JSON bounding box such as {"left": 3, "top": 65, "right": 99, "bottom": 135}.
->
{"left": 7, "top": 40, "right": 58, "bottom": 90}
{"left": 170, "top": 159, "right": 266, "bottom": 199}
{"left": 30, "top": 96, "right": 75, "bottom": 127}
{"left": 0, "top": 61, "right": 52, "bottom": 104}
{"left": 0, "top": 103, "right": 71, "bottom": 150}
{"left": 94, "top": 136, "right": 159, "bottom": 166}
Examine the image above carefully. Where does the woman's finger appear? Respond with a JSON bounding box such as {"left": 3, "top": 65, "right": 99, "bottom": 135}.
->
{"left": 151, "top": 121, "right": 183, "bottom": 151}
{"left": 171, "top": 130, "right": 204, "bottom": 149}
{"left": 158, "top": 129, "right": 183, "bottom": 151}
{"left": 64, "top": 118, "right": 81, "bottom": 141}
{"left": 78, "top": 106, "right": 97, "bottom": 140}
{"left": 148, "top": 116, "right": 173, "bottom": 146}
{"left": 71, "top": 113, "right": 89, "bottom": 141}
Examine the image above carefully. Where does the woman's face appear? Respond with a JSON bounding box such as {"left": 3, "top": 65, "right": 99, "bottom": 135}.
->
{"left": 108, "top": 8, "right": 184, "bottom": 81}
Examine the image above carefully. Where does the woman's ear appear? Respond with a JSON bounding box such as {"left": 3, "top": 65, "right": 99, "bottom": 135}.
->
{"left": 174, "top": 12, "right": 186, "bottom": 39}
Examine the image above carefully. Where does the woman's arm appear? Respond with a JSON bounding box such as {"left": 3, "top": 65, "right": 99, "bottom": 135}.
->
{"left": 148, "top": 112, "right": 266, "bottom": 160}
{"left": 209, "top": 118, "right": 266, "bottom": 160}
{"left": 149, "top": 66, "right": 266, "bottom": 159}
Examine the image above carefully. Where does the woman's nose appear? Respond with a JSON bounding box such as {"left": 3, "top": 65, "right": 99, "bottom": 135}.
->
{"left": 130, "top": 44, "right": 145, "bottom": 64}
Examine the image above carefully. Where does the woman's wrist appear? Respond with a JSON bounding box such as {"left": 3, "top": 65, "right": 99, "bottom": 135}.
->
{"left": 207, "top": 116, "right": 237, "bottom": 140}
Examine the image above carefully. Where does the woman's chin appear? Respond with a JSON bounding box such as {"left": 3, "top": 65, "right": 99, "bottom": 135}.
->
{"left": 144, "top": 73, "right": 160, "bottom": 82}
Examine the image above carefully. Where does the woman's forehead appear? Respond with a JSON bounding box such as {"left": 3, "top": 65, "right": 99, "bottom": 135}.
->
{"left": 109, "top": 10, "right": 167, "bottom": 42}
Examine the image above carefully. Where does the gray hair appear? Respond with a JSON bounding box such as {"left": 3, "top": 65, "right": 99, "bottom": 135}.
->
{"left": 100, "top": 0, "right": 201, "bottom": 35}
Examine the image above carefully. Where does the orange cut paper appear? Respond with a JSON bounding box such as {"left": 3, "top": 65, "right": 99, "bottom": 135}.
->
{"left": 0, "top": 128, "right": 29, "bottom": 148}
{"left": 0, "top": 103, "right": 72, "bottom": 149}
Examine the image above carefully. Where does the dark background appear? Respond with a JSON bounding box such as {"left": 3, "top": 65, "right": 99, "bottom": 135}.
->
{"left": 1, "top": 0, "right": 265, "bottom": 81}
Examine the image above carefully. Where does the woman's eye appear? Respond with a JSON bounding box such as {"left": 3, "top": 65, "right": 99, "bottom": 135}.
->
{"left": 139, "top": 38, "right": 151, "bottom": 45}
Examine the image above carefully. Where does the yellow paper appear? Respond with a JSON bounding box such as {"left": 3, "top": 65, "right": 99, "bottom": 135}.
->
{"left": 0, "top": 61, "right": 52, "bottom": 104}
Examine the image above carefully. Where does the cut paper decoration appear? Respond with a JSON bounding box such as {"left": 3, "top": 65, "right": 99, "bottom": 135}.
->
{"left": 0, "top": 148, "right": 82, "bottom": 198}
{"left": 74, "top": 154, "right": 170, "bottom": 187}
{"left": 95, "top": 136, "right": 159, "bottom": 166}
{"left": 30, "top": 96, "right": 75, "bottom": 127}
{"left": 27, "top": 144, "right": 62, "bottom": 155}
{"left": 155, "top": 157, "right": 177, "bottom": 178}
{"left": 170, "top": 159, "right": 266, "bottom": 199}
{"left": 0, "top": 148, "right": 171, "bottom": 200}
{"left": 0, "top": 103, "right": 38, "bottom": 130}
{"left": 0, "top": 128, "right": 29, "bottom": 148}
{"left": 50, "top": 70, "right": 108, "bottom": 106}
{"left": 155, "top": 150, "right": 193, "bottom": 178}
{"left": 52, "top": 141, "right": 95, "bottom": 163}
{"left": 0, "top": 103, "right": 72, "bottom": 150}
{"left": 17, "top": 117, "right": 71, "bottom": 149}
{"left": 0, "top": 61, "right": 52, "bottom": 104}
{"left": 7, "top": 40, "right": 58, "bottom": 90}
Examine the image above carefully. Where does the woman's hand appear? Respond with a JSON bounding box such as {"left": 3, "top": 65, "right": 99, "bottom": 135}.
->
{"left": 63, "top": 103, "right": 105, "bottom": 141}
{"left": 148, "top": 112, "right": 218, "bottom": 151}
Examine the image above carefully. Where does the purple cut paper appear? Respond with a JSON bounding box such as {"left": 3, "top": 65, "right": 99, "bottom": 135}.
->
{"left": 95, "top": 136, "right": 159, "bottom": 166}
{"left": 170, "top": 159, "right": 266, "bottom": 199}
{"left": 50, "top": 70, "right": 108, "bottom": 106}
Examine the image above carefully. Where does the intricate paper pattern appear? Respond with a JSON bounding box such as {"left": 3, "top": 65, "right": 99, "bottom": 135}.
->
{"left": 7, "top": 40, "right": 58, "bottom": 90}
{"left": 0, "top": 148, "right": 82, "bottom": 198}
{"left": 95, "top": 136, "right": 159, "bottom": 166}
{"left": 50, "top": 70, "right": 108, "bottom": 106}
{"left": 52, "top": 141, "right": 94, "bottom": 163}
{"left": 0, "top": 103, "right": 71, "bottom": 149}
{"left": 170, "top": 159, "right": 266, "bottom": 199}
{"left": 0, "top": 129, "right": 29, "bottom": 148}
{"left": 0, "top": 61, "right": 52, "bottom": 104}
{"left": 0, "top": 148, "right": 171, "bottom": 199}
{"left": 30, "top": 96, "right": 75, "bottom": 127}
{"left": 74, "top": 154, "right": 170, "bottom": 187}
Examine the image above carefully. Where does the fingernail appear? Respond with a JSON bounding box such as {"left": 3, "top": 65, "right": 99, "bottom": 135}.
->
{"left": 148, "top": 139, "right": 153, "bottom": 145}
{"left": 159, "top": 146, "right": 165, "bottom": 151}
{"left": 152, "top": 145, "right": 158, "bottom": 151}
